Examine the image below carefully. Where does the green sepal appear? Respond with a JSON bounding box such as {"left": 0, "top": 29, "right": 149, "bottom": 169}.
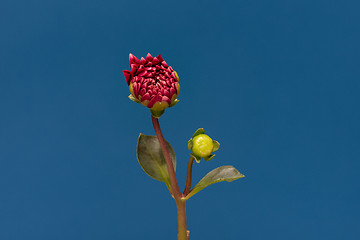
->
{"left": 169, "top": 99, "right": 180, "bottom": 107}
{"left": 150, "top": 109, "right": 165, "bottom": 118}
{"left": 136, "top": 134, "right": 176, "bottom": 189}
{"left": 187, "top": 139, "right": 193, "bottom": 150}
{"left": 190, "top": 153, "right": 201, "bottom": 163}
{"left": 184, "top": 166, "right": 245, "bottom": 200}
{"left": 174, "top": 71, "right": 179, "bottom": 81}
{"left": 203, "top": 154, "right": 215, "bottom": 161}
{"left": 212, "top": 140, "right": 220, "bottom": 152}
{"left": 128, "top": 94, "right": 141, "bottom": 104}
{"left": 192, "top": 128, "right": 205, "bottom": 138}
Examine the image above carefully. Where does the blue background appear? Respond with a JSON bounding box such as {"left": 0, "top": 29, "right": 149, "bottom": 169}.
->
{"left": 1, "top": 0, "right": 359, "bottom": 239}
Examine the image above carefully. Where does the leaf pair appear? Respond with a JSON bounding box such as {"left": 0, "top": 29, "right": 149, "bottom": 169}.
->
{"left": 137, "top": 134, "right": 244, "bottom": 199}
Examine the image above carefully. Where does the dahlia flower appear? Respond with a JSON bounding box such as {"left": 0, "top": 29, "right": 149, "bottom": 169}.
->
{"left": 123, "top": 53, "right": 180, "bottom": 117}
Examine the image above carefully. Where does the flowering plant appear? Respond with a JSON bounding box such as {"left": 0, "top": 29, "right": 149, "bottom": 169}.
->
{"left": 123, "top": 53, "right": 244, "bottom": 240}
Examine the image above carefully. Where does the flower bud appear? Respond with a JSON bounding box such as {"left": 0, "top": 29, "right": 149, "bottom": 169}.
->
{"left": 187, "top": 128, "right": 220, "bottom": 163}
{"left": 192, "top": 134, "right": 214, "bottom": 157}
{"left": 123, "top": 53, "right": 180, "bottom": 118}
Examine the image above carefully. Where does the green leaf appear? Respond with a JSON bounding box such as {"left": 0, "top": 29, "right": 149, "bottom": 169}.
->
{"left": 128, "top": 94, "right": 141, "bottom": 103}
{"left": 190, "top": 153, "right": 201, "bottom": 163}
{"left": 136, "top": 134, "right": 176, "bottom": 187}
{"left": 203, "top": 154, "right": 215, "bottom": 161}
{"left": 185, "top": 166, "right": 244, "bottom": 199}
{"left": 192, "top": 128, "right": 205, "bottom": 138}
{"left": 187, "top": 139, "right": 193, "bottom": 150}
{"left": 212, "top": 140, "right": 220, "bottom": 152}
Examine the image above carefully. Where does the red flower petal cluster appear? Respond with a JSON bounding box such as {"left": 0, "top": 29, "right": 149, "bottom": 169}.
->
{"left": 123, "top": 53, "right": 180, "bottom": 115}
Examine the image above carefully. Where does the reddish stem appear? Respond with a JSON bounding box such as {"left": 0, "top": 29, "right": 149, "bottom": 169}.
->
{"left": 183, "top": 156, "right": 194, "bottom": 196}
{"left": 151, "top": 115, "right": 182, "bottom": 198}
{"left": 151, "top": 115, "right": 188, "bottom": 240}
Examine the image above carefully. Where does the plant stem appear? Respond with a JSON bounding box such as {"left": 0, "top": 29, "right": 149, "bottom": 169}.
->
{"left": 151, "top": 115, "right": 181, "bottom": 198}
{"left": 183, "top": 156, "right": 194, "bottom": 196}
{"left": 151, "top": 115, "right": 188, "bottom": 240}
{"left": 176, "top": 199, "right": 188, "bottom": 240}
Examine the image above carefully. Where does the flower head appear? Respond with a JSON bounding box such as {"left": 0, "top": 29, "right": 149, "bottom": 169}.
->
{"left": 123, "top": 53, "right": 180, "bottom": 117}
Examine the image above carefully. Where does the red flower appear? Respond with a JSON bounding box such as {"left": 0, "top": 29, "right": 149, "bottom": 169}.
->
{"left": 123, "top": 53, "right": 180, "bottom": 117}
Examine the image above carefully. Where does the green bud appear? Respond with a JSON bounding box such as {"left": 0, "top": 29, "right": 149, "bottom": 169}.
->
{"left": 188, "top": 129, "right": 220, "bottom": 163}
{"left": 192, "top": 134, "right": 214, "bottom": 158}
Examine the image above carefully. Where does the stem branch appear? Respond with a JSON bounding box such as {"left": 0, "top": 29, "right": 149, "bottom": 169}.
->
{"left": 183, "top": 156, "right": 194, "bottom": 196}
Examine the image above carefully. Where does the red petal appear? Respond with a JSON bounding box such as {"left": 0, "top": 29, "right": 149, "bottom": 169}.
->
{"left": 146, "top": 53, "right": 153, "bottom": 62}
{"left": 165, "top": 72, "right": 171, "bottom": 79}
{"left": 152, "top": 57, "right": 160, "bottom": 65}
{"left": 138, "top": 71, "right": 147, "bottom": 77}
{"left": 133, "top": 82, "right": 139, "bottom": 97}
{"left": 148, "top": 96, "right": 158, "bottom": 108}
{"left": 142, "top": 93, "right": 150, "bottom": 101}
{"left": 170, "top": 87, "right": 176, "bottom": 97}
{"left": 139, "top": 88, "right": 146, "bottom": 97}
{"left": 156, "top": 54, "right": 163, "bottom": 62}
{"left": 129, "top": 53, "right": 140, "bottom": 64}
{"left": 140, "top": 57, "right": 146, "bottom": 65}
{"left": 162, "top": 96, "right": 171, "bottom": 105}
{"left": 123, "top": 70, "right": 132, "bottom": 85}
{"left": 162, "top": 61, "right": 168, "bottom": 68}
{"left": 137, "top": 65, "right": 145, "bottom": 73}
{"left": 131, "top": 64, "right": 138, "bottom": 74}
{"left": 141, "top": 82, "right": 148, "bottom": 89}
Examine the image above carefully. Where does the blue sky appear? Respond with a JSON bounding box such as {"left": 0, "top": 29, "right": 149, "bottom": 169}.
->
{"left": 1, "top": 0, "right": 359, "bottom": 239}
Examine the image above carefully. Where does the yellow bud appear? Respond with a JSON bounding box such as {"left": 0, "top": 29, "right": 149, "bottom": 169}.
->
{"left": 192, "top": 134, "right": 214, "bottom": 158}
